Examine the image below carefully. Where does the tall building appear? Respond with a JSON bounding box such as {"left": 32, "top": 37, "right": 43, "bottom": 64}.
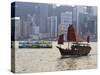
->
{"left": 56, "top": 5, "right": 73, "bottom": 36}
{"left": 72, "top": 6, "right": 97, "bottom": 41}
{"left": 22, "top": 21, "right": 29, "bottom": 39}
{"left": 19, "top": 14, "right": 39, "bottom": 40}
{"left": 87, "top": 6, "right": 97, "bottom": 35}
{"left": 27, "top": 14, "right": 37, "bottom": 38}
{"left": 61, "top": 11, "right": 72, "bottom": 31}
{"left": 87, "top": 6, "right": 97, "bottom": 16}
{"left": 48, "top": 16, "right": 57, "bottom": 40}
{"left": 72, "top": 6, "right": 79, "bottom": 32}
{"left": 72, "top": 6, "right": 87, "bottom": 34}
{"left": 48, "top": 4, "right": 57, "bottom": 16}
{"left": 72, "top": 6, "right": 88, "bottom": 37}
{"left": 39, "top": 4, "right": 48, "bottom": 33}
{"left": 61, "top": 11, "right": 72, "bottom": 41}
{"left": 11, "top": 17, "right": 21, "bottom": 41}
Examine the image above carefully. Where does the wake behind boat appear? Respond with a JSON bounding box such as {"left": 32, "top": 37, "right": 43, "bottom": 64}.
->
{"left": 56, "top": 24, "right": 91, "bottom": 57}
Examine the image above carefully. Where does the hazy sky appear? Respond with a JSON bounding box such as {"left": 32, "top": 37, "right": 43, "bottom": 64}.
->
{"left": 11, "top": 0, "right": 98, "bottom": 6}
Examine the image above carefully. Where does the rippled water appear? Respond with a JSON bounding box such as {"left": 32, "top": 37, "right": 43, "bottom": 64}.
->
{"left": 15, "top": 42, "right": 97, "bottom": 73}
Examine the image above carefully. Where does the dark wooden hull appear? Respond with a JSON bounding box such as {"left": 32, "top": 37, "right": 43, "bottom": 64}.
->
{"left": 56, "top": 46, "right": 91, "bottom": 56}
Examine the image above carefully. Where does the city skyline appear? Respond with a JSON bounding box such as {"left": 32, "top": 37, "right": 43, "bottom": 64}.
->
{"left": 11, "top": 2, "right": 97, "bottom": 42}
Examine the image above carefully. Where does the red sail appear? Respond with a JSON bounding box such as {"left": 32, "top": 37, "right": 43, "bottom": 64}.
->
{"left": 67, "top": 24, "right": 83, "bottom": 42}
{"left": 58, "top": 34, "right": 64, "bottom": 44}
{"left": 67, "top": 25, "right": 76, "bottom": 42}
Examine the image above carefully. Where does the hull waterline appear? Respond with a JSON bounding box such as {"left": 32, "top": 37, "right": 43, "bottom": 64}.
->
{"left": 56, "top": 46, "right": 91, "bottom": 57}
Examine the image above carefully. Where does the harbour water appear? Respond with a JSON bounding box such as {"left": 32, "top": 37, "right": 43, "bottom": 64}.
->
{"left": 15, "top": 42, "right": 97, "bottom": 73}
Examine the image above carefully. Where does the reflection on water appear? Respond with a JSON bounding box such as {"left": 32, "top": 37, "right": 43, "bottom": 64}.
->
{"left": 56, "top": 54, "right": 96, "bottom": 71}
{"left": 15, "top": 42, "right": 97, "bottom": 73}
{"left": 56, "top": 58, "right": 77, "bottom": 70}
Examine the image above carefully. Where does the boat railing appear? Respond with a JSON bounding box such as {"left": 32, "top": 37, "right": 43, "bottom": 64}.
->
{"left": 72, "top": 42, "right": 90, "bottom": 46}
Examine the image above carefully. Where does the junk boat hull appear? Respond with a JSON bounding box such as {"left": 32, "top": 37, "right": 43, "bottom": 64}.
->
{"left": 56, "top": 45, "right": 91, "bottom": 56}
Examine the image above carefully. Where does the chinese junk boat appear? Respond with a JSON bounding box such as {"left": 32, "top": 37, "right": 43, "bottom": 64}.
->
{"left": 56, "top": 24, "right": 91, "bottom": 57}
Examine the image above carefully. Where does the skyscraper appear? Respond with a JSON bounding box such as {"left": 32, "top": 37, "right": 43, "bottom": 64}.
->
{"left": 39, "top": 4, "right": 48, "bottom": 33}
{"left": 48, "top": 16, "right": 57, "bottom": 40}
{"left": 72, "top": 6, "right": 88, "bottom": 37}
{"left": 72, "top": 6, "right": 97, "bottom": 41}
{"left": 61, "top": 11, "right": 72, "bottom": 41}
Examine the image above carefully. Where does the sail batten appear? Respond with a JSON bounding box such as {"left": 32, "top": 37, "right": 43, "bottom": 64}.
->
{"left": 67, "top": 24, "right": 81, "bottom": 42}
{"left": 67, "top": 25, "right": 76, "bottom": 42}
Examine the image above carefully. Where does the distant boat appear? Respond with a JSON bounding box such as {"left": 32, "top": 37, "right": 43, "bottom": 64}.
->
{"left": 56, "top": 24, "right": 91, "bottom": 57}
